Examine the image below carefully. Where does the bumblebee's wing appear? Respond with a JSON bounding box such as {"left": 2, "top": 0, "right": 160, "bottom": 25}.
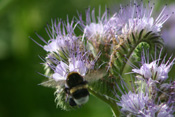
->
{"left": 39, "top": 79, "right": 65, "bottom": 88}
{"left": 84, "top": 69, "right": 107, "bottom": 83}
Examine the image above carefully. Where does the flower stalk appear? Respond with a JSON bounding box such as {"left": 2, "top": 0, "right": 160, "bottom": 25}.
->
{"left": 88, "top": 88, "right": 120, "bottom": 117}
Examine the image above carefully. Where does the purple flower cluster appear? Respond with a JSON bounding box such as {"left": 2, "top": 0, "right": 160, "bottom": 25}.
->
{"left": 117, "top": 83, "right": 175, "bottom": 116}
{"left": 116, "top": 49, "right": 175, "bottom": 116}
{"left": 42, "top": 19, "right": 96, "bottom": 82}
{"left": 116, "top": 3, "right": 170, "bottom": 35}
{"left": 32, "top": 0, "right": 175, "bottom": 115}
{"left": 34, "top": 1, "right": 171, "bottom": 83}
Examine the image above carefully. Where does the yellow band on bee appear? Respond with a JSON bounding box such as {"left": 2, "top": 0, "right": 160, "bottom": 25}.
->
{"left": 70, "top": 84, "right": 88, "bottom": 94}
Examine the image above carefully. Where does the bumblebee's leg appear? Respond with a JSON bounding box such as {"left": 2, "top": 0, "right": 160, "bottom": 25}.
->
{"left": 69, "top": 98, "right": 77, "bottom": 106}
{"left": 65, "top": 94, "right": 68, "bottom": 102}
{"left": 64, "top": 88, "right": 70, "bottom": 103}
{"left": 64, "top": 87, "right": 70, "bottom": 94}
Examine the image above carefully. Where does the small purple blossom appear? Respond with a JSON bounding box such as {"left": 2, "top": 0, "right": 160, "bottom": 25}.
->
{"left": 43, "top": 35, "right": 78, "bottom": 53}
{"left": 117, "top": 91, "right": 149, "bottom": 116}
{"left": 157, "top": 104, "right": 174, "bottom": 117}
{"left": 132, "top": 50, "right": 175, "bottom": 82}
{"left": 52, "top": 61, "right": 68, "bottom": 81}
{"left": 125, "top": 49, "right": 175, "bottom": 116}
{"left": 41, "top": 19, "right": 79, "bottom": 53}
{"left": 49, "top": 50, "right": 94, "bottom": 82}
{"left": 35, "top": 18, "right": 96, "bottom": 82}
{"left": 113, "top": 2, "right": 171, "bottom": 35}
{"left": 52, "top": 59, "right": 87, "bottom": 81}
{"left": 115, "top": 78, "right": 175, "bottom": 116}
{"left": 78, "top": 7, "right": 116, "bottom": 43}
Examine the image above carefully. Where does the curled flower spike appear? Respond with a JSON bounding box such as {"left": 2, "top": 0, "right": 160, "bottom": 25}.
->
{"left": 107, "top": 1, "right": 169, "bottom": 77}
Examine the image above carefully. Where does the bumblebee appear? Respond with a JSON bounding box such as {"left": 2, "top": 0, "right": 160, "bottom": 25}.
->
{"left": 41, "top": 69, "right": 106, "bottom": 106}
{"left": 65, "top": 72, "right": 89, "bottom": 106}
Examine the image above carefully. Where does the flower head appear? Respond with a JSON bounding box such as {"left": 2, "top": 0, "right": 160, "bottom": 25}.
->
{"left": 132, "top": 49, "right": 175, "bottom": 82}
{"left": 117, "top": 91, "right": 149, "bottom": 116}
{"left": 157, "top": 104, "right": 174, "bottom": 117}
{"left": 115, "top": 78, "right": 175, "bottom": 117}
{"left": 127, "top": 49, "right": 175, "bottom": 116}
{"left": 41, "top": 19, "right": 79, "bottom": 53}
{"left": 47, "top": 49, "right": 94, "bottom": 82}
{"left": 114, "top": 2, "right": 171, "bottom": 36}
{"left": 78, "top": 7, "right": 116, "bottom": 43}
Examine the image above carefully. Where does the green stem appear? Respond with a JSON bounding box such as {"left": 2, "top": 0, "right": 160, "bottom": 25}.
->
{"left": 88, "top": 88, "right": 120, "bottom": 117}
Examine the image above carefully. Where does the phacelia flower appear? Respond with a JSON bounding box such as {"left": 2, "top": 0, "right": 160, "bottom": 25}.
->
{"left": 114, "top": 1, "right": 171, "bottom": 36}
{"left": 127, "top": 49, "right": 175, "bottom": 116}
{"left": 115, "top": 78, "right": 175, "bottom": 117}
{"left": 37, "top": 18, "right": 79, "bottom": 53}
{"left": 132, "top": 49, "right": 175, "bottom": 82}
{"left": 78, "top": 7, "right": 116, "bottom": 44}
{"left": 156, "top": 104, "right": 174, "bottom": 117}
{"left": 51, "top": 52, "right": 93, "bottom": 82}
{"left": 117, "top": 91, "right": 149, "bottom": 116}
{"left": 78, "top": 7, "right": 117, "bottom": 65}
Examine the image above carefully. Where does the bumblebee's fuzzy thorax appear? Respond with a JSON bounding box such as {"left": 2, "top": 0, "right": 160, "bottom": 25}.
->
{"left": 66, "top": 72, "right": 86, "bottom": 88}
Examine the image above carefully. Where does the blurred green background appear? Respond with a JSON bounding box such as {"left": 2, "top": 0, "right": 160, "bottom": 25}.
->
{"left": 0, "top": 0, "right": 175, "bottom": 117}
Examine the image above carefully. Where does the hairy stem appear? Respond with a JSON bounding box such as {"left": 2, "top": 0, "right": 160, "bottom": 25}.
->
{"left": 89, "top": 88, "right": 120, "bottom": 117}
